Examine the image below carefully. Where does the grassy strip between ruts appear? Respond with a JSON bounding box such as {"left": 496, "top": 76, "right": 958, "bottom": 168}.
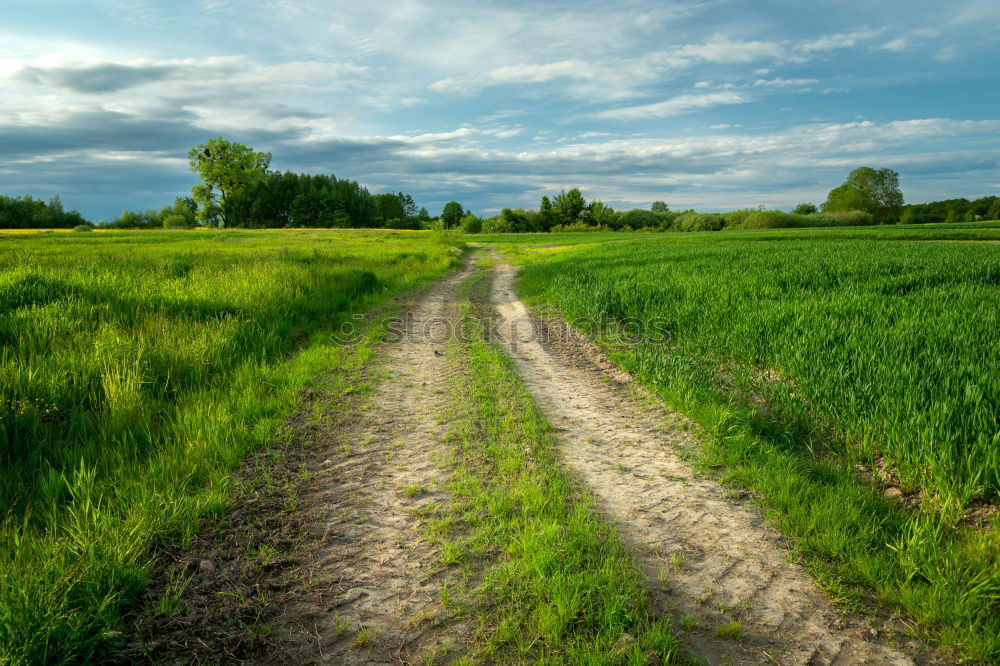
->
{"left": 429, "top": 265, "right": 691, "bottom": 665}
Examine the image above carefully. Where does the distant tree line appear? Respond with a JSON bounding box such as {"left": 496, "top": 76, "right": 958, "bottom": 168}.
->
{"left": 0, "top": 195, "right": 89, "bottom": 229}
{"left": 465, "top": 166, "right": 981, "bottom": 234}
{"left": 899, "top": 196, "right": 1000, "bottom": 225}
{"left": 184, "top": 137, "right": 430, "bottom": 229}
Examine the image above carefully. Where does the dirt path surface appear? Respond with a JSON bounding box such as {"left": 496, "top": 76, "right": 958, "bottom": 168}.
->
{"left": 489, "top": 260, "right": 929, "bottom": 665}
{"left": 265, "top": 263, "right": 474, "bottom": 664}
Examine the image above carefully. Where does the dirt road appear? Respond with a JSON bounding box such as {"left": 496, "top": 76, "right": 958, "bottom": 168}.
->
{"left": 147, "top": 253, "right": 936, "bottom": 664}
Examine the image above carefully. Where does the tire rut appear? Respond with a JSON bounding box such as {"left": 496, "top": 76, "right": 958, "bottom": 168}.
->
{"left": 489, "top": 260, "right": 931, "bottom": 665}
{"left": 265, "top": 262, "right": 475, "bottom": 665}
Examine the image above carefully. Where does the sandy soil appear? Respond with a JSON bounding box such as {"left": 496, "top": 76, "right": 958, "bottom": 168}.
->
{"left": 489, "top": 260, "right": 933, "bottom": 665}
{"left": 255, "top": 263, "right": 476, "bottom": 664}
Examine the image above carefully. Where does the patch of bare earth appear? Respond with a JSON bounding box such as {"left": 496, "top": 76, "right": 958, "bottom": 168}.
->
{"left": 266, "top": 264, "right": 474, "bottom": 665}
{"left": 124, "top": 263, "right": 474, "bottom": 665}
{"left": 489, "top": 260, "right": 938, "bottom": 665}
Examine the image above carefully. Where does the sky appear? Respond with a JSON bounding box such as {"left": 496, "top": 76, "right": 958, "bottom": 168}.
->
{"left": 1, "top": 0, "right": 999, "bottom": 220}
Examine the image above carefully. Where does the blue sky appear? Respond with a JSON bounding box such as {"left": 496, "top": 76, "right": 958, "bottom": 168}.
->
{"left": 1, "top": 0, "right": 999, "bottom": 220}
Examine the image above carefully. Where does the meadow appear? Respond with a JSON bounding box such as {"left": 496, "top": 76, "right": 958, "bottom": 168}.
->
{"left": 0, "top": 229, "right": 463, "bottom": 663}
{"left": 515, "top": 226, "right": 1000, "bottom": 659}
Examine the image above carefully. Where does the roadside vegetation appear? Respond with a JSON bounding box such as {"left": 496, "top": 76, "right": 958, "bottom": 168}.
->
{"left": 0, "top": 229, "right": 463, "bottom": 663}
{"left": 514, "top": 228, "right": 1000, "bottom": 661}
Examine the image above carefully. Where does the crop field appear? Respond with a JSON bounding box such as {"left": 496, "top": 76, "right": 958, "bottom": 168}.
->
{"left": 0, "top": 229, "right": 462, "bottom": 663}
{"left": 516, "top": 227, "right": 1000, "bottom": 658}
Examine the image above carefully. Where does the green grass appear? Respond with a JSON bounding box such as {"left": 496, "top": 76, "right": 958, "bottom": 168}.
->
{"left": 431, "top": 268, "right": 688, "bottom": 664}
{"left": 513, "top": 226, "right": 1000, "bottom": 661}
{"left": 472, "top": 220, "right": 1000, "bottom": 247}
{"left": 0, "top": 228, "right": 463, "bottom": 664}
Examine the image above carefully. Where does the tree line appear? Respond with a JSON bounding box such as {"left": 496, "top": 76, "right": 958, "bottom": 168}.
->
{"left": 184, "top": 137, "right": 434, "bottom": 229}
{"left": 2, "top": 142, "right": 999, "bottom": 230}
{"left": 900, "top": 196, "right": 1000, "bottom": 224}
{"left": 0, "top": 195, "right": 89, "bottom": 229}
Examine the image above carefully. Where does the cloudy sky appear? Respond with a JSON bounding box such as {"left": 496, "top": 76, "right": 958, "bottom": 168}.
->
{"left": 2, "top": 0, "right": 999, "bottom": 220}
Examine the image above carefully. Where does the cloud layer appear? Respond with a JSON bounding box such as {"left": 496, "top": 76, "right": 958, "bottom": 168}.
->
{"left": 0, "top": 0, "right": 998, "bottom": 218}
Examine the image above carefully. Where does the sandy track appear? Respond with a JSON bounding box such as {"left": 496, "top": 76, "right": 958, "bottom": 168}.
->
{"left": 489, "top": 260, "right": 928, "bottom": 665}
{"left": 267, "top": 263, "right": 474, "bottom": 665}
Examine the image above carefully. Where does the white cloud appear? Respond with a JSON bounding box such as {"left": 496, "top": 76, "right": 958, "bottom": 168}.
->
{"left": 880, "top": 38, "right": 907, "bottom": 52}
{"left": 935, "top": 46, "right": 959, "bottom": 61}
{"left": 753, "top": 77, "right": 819, "bottom": 87}
{"left": 594, "top": 91, "right": 750, "bottom": 120}
{"left": 664, "top": 35, "right": 785, "bottom": 64}
{"left": 797, "top": 29, "right": 882, "bottom": 52}
{"left": 488, "top": 60, "right": 590, "bottom": 83}
{"left": 388, "top": 127, "right": 478, "bottom": 144}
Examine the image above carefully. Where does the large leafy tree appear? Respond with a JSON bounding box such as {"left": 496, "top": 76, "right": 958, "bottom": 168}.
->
{"left": 188, "top": 137, "right": 272, "bottom": 227}
{"left": 822, "top": 167, "right": 903, "bottom": 224}
{"left": 553, "top": 188, "right": 586, "bottom": 225}
{"left": 441, "top": 200, "right": 464, "bottom": 228}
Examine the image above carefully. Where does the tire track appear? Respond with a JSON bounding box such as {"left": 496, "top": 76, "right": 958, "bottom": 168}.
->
{"left": 489, "top": 260, "right": 931, "bottom": 665}
{"left": 265, "top": 262, "right": 475, "bottom": 665}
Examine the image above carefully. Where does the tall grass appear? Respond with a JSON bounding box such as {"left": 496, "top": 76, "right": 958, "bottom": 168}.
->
{"left": 0, "top": 229, "right": 462, "bottom": 663}
{"left": 516, "top": 229, "right": 1000, "bottom": 660}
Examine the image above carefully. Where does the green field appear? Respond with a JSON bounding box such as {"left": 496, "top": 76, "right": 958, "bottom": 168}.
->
{"left": 515, "top": 228, "right": 1000, "bottom": 659}
{"left": 2, "top": 224, "right": 999, "bottom": 662}
{"left": 0, "top": 229, "right": 463, "bottom": 663}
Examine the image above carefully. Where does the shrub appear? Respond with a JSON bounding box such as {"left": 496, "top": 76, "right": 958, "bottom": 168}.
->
{"left": 162, "top": 215, "right": 189, "bottom": 229}
{"left": 459, "top": 214, "right": 482, "bottom": 234}
{"left": 617, "top": 208, "right": 674, "bottom": 230}
{"left": 549, "top": 222, "right": 613, "bottom": 232}
{"left": 481, "top": 215, "right": 513, "bottom": 233}
{"left": 72, "top": 224, "right": 93, "bottom": 232}
{"left": 674, "top": 212, "right": 724, "bottom": 231}
{"left": 732, "top": 209, "right": 876, "bottom": 230}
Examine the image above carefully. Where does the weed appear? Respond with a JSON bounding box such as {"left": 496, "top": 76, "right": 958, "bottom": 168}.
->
{"left": 716, "top": 619, "right": 745, "bottom": 640}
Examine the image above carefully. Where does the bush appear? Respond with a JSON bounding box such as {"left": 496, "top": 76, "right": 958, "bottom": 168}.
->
{"left": 162, "top": 214, "right": 189, "bottom": 229}
{"left": 459, "top": 214, "right": 482, "bottom": 234}
{"left": 814, "top": 210, "right": 875, "bottom": 226}
{"left": 674, "top": 212, "right": 724, "bottom": 231}
{"left": 549, "top": 222, "right": 613, "bottom": 232}
{"left": 738, "top": 210, "right": 801, "bottom": 229}
{"left": 617, "top": 208, "right": 675, "bottom": 230}
{"left": 731, "top": 209, "right": 876, "bottom": 230}
{"left": 481, "top": 215, "right": 513, "bottom": 233}
{"left": 72, "top": 224, "right": 93, "bottom": 232}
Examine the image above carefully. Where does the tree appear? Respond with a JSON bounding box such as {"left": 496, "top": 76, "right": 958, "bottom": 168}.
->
{"left": 988, "top": 199, "right": 1000, "bottom": 221}
{"left": 188, "top": 137, "right": 272, "bottom": 227}
{"left": 553, "top": 188, "right": 586, "bottom": 225}
{"left": 583, "top": 199, "right": 614, "bottom": 227}
{"left": 651, "top": 200, "right": 670, "bottom": 213}
{"left": 822, "top": 167, "right": 903, "bottom": 224}
{"left": 964, "top": 209, "right": 976, "bottom": 222}
{"left": 793, "top": 202, "right": 818, "bottom": 215}
{"left": 538, "top": 195, "right": 556, "bottom": 231}
{"left": 441, "top": 201, "right": 464, "bottom": 229}
{"left": 899, "top": 208, "right": 917, "bottom": 225}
